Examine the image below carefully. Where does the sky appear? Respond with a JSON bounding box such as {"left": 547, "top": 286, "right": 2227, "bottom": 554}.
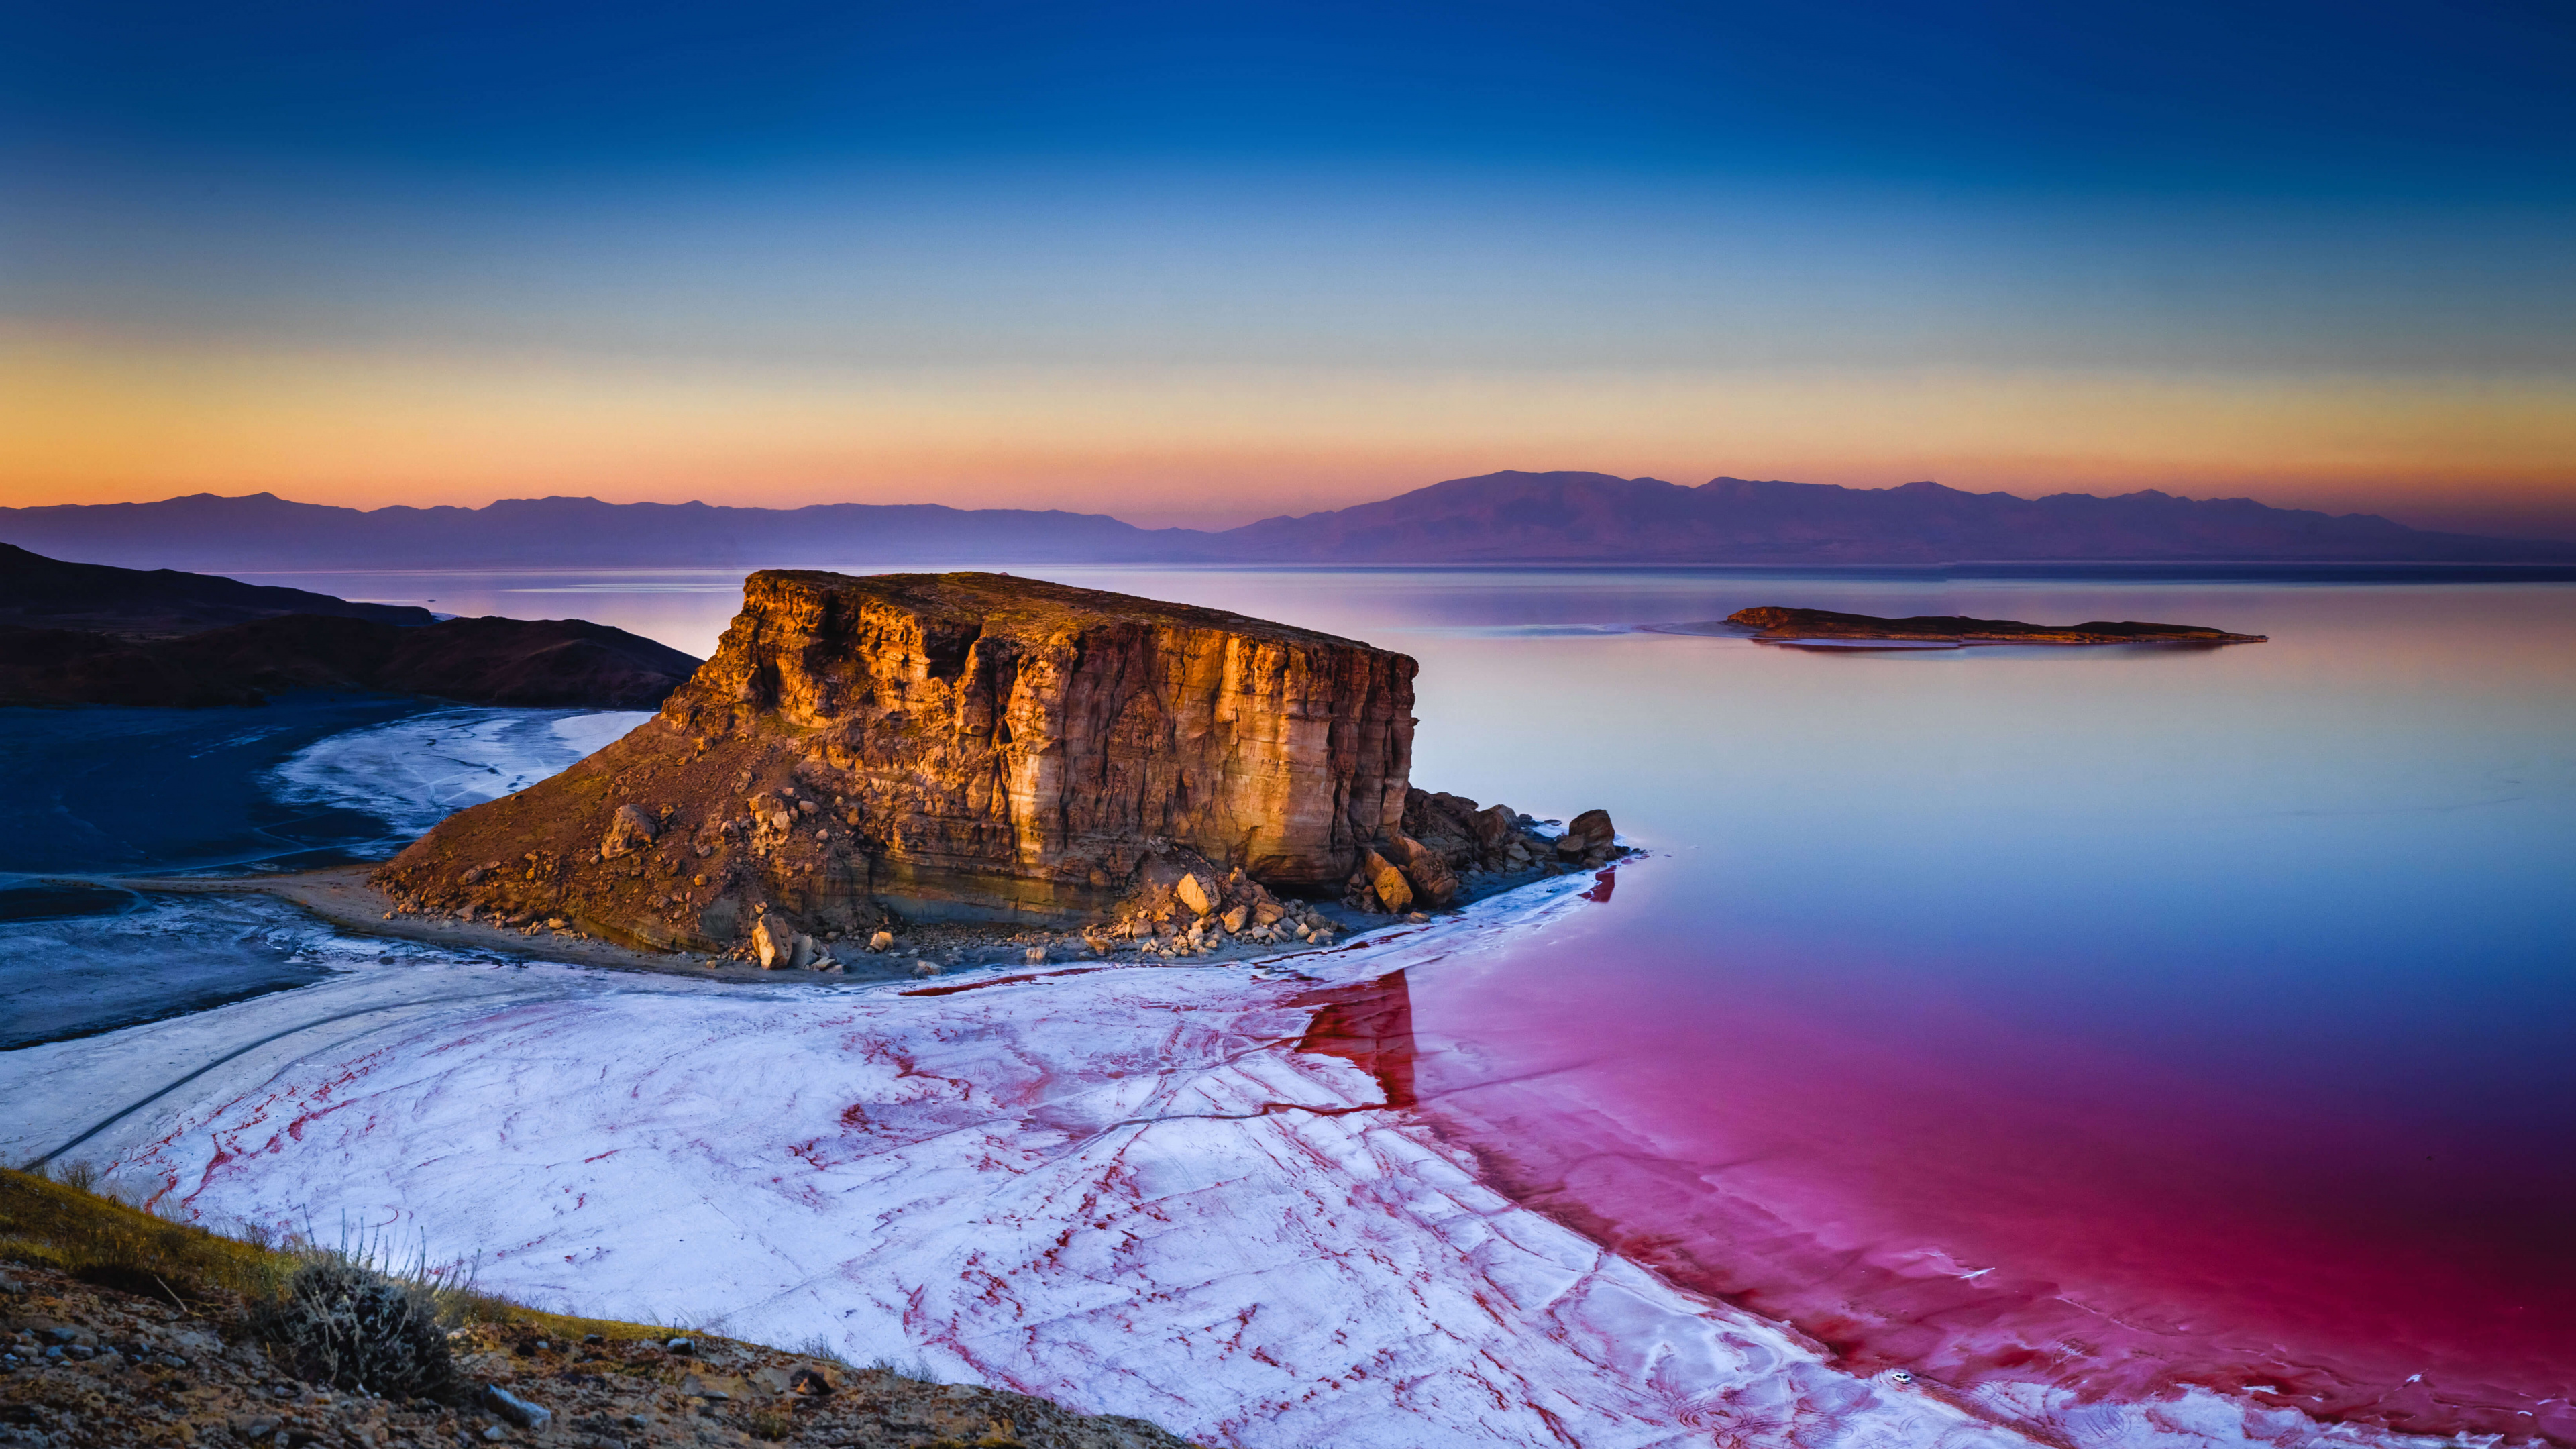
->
{"left": 3, "top": 0, "right": 2572, "bottom": 536}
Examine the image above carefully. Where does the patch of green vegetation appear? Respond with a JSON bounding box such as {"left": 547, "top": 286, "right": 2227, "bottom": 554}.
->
{"left": 0, "top": 1165, "right": 682, "bottom": 1348}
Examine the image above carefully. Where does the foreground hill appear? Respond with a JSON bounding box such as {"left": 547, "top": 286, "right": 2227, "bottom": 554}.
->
{"left": 0, "top": 1166, "right": 1197, "bottom": 1448}
{"left": 8, "top": 473, "right": 2570, "bottom": 570}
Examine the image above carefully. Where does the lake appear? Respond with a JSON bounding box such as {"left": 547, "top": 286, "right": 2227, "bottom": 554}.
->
{"left": 36, "top": 563, "right": 2576, "bottom": 1440}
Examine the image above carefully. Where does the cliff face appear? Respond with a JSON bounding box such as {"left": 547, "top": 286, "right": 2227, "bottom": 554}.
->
{"left": 376, "top": 571, "right": 1419, "bottom": 945}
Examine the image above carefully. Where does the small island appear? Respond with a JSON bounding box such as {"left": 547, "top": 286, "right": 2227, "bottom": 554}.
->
{"left": 1707, "top": 605, "right": 2268, "bottom": 647}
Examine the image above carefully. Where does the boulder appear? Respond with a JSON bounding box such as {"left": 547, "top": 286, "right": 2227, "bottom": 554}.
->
{"left": 602, "top": 804, "right": 659, "bottom": 860}
{"left": 1386, "top": 831, "right": 1458, "bottom": 907}
{"left": 1568, "top": 808, "right": 1617, "bottom": 852}
{"left": 751, "top": 916, "right": 795, "bottom": 969}
{"left": 1364, "top": 850, "right": 1413, "bottom": 914}
{"left": 1175, "top": 873, "right": 1215, "bottom": 918}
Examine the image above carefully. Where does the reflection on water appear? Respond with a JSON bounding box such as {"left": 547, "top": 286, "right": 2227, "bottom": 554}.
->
{"left": 207, "top": 563, "right": 2576, "bottom": 1438}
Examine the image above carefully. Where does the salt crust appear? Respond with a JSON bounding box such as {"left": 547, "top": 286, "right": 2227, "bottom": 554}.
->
{"left": 265, "top": 707, "right": 649, "bottom": 847}
{"left": 0, "top": 880, "right": 2449, "bottom": 1449}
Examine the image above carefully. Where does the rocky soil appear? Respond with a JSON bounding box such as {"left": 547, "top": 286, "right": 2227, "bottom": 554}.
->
{"left": 0, "top": 1263, "right": 1195, "bottom": 1449}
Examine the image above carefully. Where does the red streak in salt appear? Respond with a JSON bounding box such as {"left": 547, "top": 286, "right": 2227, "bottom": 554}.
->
{"left": 1289, "top": 971, "right": 1416, "bottom": 1110}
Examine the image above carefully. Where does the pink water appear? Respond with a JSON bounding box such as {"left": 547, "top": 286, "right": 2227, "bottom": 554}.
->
{"left": 248, "top": 562, "right": 2576, "bottom": 1440}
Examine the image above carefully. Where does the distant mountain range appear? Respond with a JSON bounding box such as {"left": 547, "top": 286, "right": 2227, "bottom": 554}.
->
{"left": 6, "top": 472, "right": 2569, "bottom": 570}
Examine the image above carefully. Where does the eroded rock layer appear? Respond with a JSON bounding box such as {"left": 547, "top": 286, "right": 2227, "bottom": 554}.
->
{"left": 377, "top": 570, "right": 1421, "bottom": 945}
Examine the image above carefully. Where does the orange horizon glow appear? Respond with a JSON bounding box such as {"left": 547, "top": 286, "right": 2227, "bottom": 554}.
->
{"left": 5, "top": 327, "right": 2572, "bottom": 537}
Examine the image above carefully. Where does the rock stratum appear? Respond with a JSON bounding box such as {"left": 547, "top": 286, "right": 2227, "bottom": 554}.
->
{"left": 378, "top": 570, "right": 1614, "bottom": 957}
{"left": 1720, "top": 606, "right": 2269, "bottom": 645}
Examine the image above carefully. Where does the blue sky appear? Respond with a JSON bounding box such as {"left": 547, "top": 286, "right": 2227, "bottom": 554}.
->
{"left": 5, "top": 0, "right": 2572, "bottom": 532}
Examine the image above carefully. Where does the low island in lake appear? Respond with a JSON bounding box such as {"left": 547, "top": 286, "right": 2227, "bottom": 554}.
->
{"left": 1709, "top": 605, "right": 2269, "bottom": 647}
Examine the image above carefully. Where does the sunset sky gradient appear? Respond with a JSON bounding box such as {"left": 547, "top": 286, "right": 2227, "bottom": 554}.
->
{"left": 6, "top": 0, "right": 2572, "bottom": 535}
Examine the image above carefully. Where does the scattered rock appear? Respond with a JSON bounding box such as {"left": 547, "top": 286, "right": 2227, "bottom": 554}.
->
{"left": 868, "top": 930, "right": 895, "bottom": 952}
{"left": 1174, "top": 873, "right": 1215, "bottom": 917}
{"left": 1024, "top": 946, "right": 1047, "bottom": 964}
{"left": 480, "top": 1383, "right": 552, "bottom": 1432}
{"left": 602, "top": 803, "right": 659, "bottom": 860}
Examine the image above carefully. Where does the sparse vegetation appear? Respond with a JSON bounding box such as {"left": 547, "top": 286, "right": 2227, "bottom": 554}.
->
{"left": 252, "top": 1252, "right": 455, "bottom": 1398}
{"left": 2, "top": 1163, "right": 1204, "bottom": 1446}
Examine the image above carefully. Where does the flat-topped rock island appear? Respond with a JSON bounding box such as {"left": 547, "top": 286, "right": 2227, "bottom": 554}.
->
{"left": 372, "top": 570, "right": 1613, "bottom": 966}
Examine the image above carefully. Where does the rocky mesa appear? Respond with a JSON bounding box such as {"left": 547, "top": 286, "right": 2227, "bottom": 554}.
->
{"left": 374, "top": 570, "right": 1617, "bottom": 960}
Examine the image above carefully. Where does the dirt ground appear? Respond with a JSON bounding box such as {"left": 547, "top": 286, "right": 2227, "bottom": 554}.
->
{"left": 0, "top": 1260, "right": 1197, "bottom": 1449}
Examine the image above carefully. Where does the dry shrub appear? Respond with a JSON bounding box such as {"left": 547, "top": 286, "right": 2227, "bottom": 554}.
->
{"left": 253, "top": 1252, "right": 455, "bottom": 1399}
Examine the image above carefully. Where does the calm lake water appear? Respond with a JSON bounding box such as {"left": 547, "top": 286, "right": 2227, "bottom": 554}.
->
{"left": 224, "top": 564, "right": 2576, "bottom": 1437}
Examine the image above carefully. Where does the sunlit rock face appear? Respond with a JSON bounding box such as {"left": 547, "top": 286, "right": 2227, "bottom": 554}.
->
{"left": 378, "top": 571, "right": 1417, "bottom": 942}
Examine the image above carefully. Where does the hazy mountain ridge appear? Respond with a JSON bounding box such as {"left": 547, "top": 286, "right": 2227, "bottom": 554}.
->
{"left": 6, "top": 472, "right": 2569, "bottom": 570}
{"left": 1219, "top": 472, "right": 2571, "bottom": 563}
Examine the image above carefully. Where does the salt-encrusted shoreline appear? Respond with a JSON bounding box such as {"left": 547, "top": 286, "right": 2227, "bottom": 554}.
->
{"left": 0, "top": 861, "right": 2447, "bottom": 1449}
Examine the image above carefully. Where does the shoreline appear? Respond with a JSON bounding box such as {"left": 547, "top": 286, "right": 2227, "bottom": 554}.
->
{"left": 54, "top": 854, "right": 1589, "bottom": 989}
{"left": 3, "top": 857, "right": 2479, "bottom": 1449}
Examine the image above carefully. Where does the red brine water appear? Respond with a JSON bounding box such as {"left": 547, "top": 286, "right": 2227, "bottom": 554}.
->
{"left": 1338, "top": 856, "right": 2576, "bottom": 1442}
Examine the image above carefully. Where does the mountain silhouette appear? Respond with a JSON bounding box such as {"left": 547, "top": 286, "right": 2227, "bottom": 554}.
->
{"left": 5, "top": 473, "right": 2567, "bottom": 570}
